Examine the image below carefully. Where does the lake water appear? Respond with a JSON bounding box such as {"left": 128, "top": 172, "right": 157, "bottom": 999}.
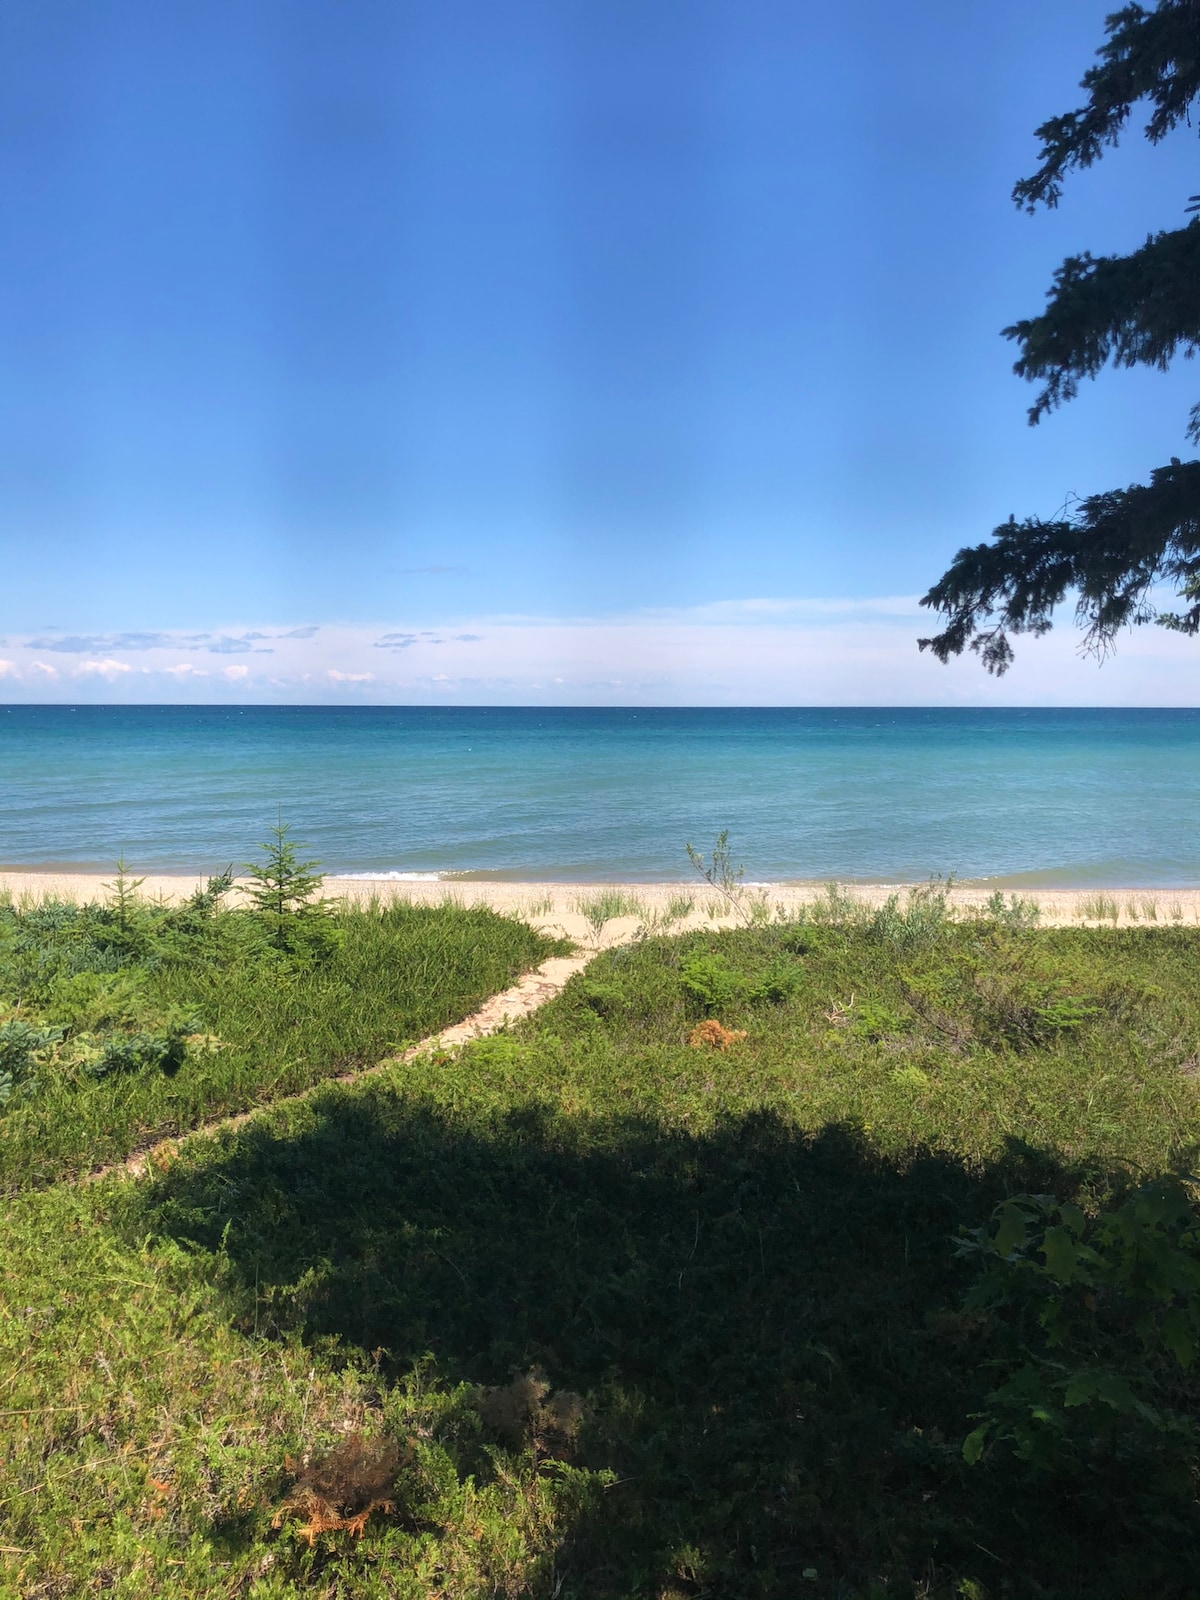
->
{"left": 0, "top": 704, "right": 1194, "bottom": 886}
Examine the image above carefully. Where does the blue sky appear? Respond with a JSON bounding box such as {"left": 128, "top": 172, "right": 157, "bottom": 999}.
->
{"left": 2, "top": 0, "right": 1199, "bottom": 703}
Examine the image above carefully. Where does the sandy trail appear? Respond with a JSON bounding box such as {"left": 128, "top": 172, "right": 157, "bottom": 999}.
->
{"left": 89, "top": 947, "right": 600, "bottom": 1184}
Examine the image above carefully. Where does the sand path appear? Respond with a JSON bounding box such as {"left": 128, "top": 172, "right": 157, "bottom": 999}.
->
{"left": 89, "top": 947, "right": 602, "bottom": 1185}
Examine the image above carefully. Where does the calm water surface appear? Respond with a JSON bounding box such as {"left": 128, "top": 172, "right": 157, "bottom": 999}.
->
{"left": 0, "top": 705, "right": 1194, "bottom": 886}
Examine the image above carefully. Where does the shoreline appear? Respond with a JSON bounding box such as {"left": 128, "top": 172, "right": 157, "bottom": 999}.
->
{"left": 4, "top": 869, "right": 1200, "bottom": 932}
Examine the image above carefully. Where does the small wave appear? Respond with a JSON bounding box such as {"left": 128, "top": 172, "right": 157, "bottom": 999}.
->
{"left": 331, "top": 870, "right": 445, "bottom": 882}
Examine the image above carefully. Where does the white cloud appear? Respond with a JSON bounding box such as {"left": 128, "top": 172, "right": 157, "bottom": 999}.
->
{"left": 74, "top": 658, "right": 133, "bottom": 679}
{"left": 4, "top": 602, "right": 1200, "bottom": 704}
{"left": 0, "top": 659, "right": 16, "bottom": 678}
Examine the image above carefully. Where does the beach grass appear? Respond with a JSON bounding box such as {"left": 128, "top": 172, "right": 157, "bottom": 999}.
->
{"left": 5, "top": 910, "right": 1200, "bottom": 1596}
{"left": 1077, "top": 892, "right": 1120, "bottom": 923}
{"left": 0, "top": 892, "right": 561, "bottom": 1190}
{"left": 572, "top": 889, "right": 645, "bottom": 943}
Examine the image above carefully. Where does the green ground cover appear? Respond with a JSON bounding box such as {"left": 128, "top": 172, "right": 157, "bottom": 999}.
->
{"left": 4, "top": 901, "right": 1200, "bottom": 1597}
{"left": 0, "top": 881, "right": 558, "bottom": 1188}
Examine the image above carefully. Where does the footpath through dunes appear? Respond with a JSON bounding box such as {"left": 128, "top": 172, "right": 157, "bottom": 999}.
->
{"left": 106, "top": 946, "right": 598, "bottom": 1182}
{"left": 0, "top": 893, "right": 567, "bottom": 1194}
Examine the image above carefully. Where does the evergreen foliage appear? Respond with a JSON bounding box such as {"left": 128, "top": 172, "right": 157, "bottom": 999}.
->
{"left": 920, "top": 0, "right": 1200, "bottom": 670}
{"left": 243, "top": 816, "right": 332, "bottom": 952}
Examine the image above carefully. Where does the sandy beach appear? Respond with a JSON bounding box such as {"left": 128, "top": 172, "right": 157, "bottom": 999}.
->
{"left": 4, "top": 869, "right": 1199, "bottom": 938}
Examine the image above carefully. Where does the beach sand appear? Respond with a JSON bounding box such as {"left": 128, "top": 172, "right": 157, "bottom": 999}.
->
{"left": 2, "top": 870, "right": 1198, "bottom": 939}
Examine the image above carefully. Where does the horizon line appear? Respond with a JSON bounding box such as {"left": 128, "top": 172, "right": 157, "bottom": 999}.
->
{"left": 3, "top": 702, "right": 1196, "bottom": 714}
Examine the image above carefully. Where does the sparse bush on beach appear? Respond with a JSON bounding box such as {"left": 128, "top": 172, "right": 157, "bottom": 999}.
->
{"left": 979, "top": 887, "right": 1042, "bottom": 929}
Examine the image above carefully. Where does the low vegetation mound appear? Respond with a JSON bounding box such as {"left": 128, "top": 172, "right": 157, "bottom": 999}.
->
{"left": 0, "top": 849, "right": 557, "bottom": 1188}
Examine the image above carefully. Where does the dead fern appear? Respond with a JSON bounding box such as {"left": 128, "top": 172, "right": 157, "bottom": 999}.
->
{"left": 476, "top": 1368, "right": 587, "bottom": 1461}
{"left": 272, "top": 1432, "right": 404, "bottom": 1547}
{"left": 687, "top": 1019, "right": 747, "bottom": 1051}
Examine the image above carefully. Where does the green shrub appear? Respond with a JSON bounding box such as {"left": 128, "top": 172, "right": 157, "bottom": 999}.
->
{"left": 748, "top": 961, "right": 803, "bottom": 1004}
{"left": 981, "top": 889, "right": 1042, "bottom": 930}
{"left": 868, "top": 879, "right": 955, "bottom": 948}
{"left": 84, "top": 1020, "right": 195, "bottom": 1081}
{"left": 0, "top": 1019, "right": 62, "bottom": 1107}
{"left": 848, "top": 998, "right": 909, "bottom": 1040}
{"left": 959, "top": 1177, "right": 1200, "bottom": 1495}
{"left": 679, "top": 950, "right": 745, "bottom": 1012}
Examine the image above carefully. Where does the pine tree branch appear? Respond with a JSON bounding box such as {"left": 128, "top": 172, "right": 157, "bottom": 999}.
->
{"left": 1004, "top": 220, "right": 1200, "bottom": 428}
{"left": 1014, "top": 1, "right": 1200, "bottom": 213}
{"left": 918, "top": 459, "right": 1200, "bottom": 672}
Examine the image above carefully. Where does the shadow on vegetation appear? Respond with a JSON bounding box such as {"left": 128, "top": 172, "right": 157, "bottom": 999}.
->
{"left": 138, "top": 1089, "right": 1199, "bottom": 1598}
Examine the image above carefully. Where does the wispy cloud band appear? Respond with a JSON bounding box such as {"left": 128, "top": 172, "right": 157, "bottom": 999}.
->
{"left": 1, "top": 600, "right": 1197, "bottom": 705}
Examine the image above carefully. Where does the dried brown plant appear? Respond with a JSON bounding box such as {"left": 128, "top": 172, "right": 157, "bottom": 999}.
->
{"left": 272, "top": 1432, "right": 404, "bottom": 1547}
{"left": 686, "top": 1019, "right": 747, "bottom": 1051}
{"left": 476, "top": 1367, "right": 587, "bottom": 1460}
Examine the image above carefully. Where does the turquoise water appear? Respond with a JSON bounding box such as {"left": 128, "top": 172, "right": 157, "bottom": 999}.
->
{"left": 0, "top": 705, "right": 1195, "bottom": 886}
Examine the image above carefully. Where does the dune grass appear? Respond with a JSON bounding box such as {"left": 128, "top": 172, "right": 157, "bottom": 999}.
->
{"left": 0, "top": 891, "right": 560, "bottom": 1189}
{"left": 4, "top": 911, "right": 1200, "bottom": 1596}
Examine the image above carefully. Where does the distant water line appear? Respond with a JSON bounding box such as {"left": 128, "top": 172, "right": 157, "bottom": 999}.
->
{"left": 1, "top": 704, "right": 1198, "bottom": 887}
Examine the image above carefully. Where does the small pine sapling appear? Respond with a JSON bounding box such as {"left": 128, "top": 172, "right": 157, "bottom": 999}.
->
{"left": 103, "top": 857, "right": 146, "bottom": 936}
{"left": 188, "top": 867, "right": 234, "bottom": 916}
{"left": 0, "top": 1019, "right": 63, "bottom": 1108}
{"left": 244, "top": 817, "right": 336, "bottom": 954}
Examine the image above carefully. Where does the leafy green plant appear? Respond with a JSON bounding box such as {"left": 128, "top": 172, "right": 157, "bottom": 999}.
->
{"left": 748, "top": 961, "right": 802, "bottom": 1004}
{"left": 1032, "top": 994, "right": 1101, "bottom": 1034}
{"left": 847, "top": 998, "right": 909, "bottom": 1041}
{"left": 959, "top": 1178, "right": 1200, "bottom": 1487}
{"left": 981, "top": 889, "right": 1042, "bottom": 930}
{"left": 685, "top": 830, "right": 752, "bottom": 924}
{"left": 679, "top": 950, "right": 745, "bottom": 1013}
{"left": 808, "top": 881, "right": 861, "bottom": 924}
{"left": 577, "top": 978, "right": 630, "bottom": 1017}
{"left": 84, "top": 1020, "right": 195, "bottom": 1082}
{"left": 868, "top": 878, "right": 956, "bottom": 948}
{"left": 168, "top": 869, "right": 235, "bottom": 932}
